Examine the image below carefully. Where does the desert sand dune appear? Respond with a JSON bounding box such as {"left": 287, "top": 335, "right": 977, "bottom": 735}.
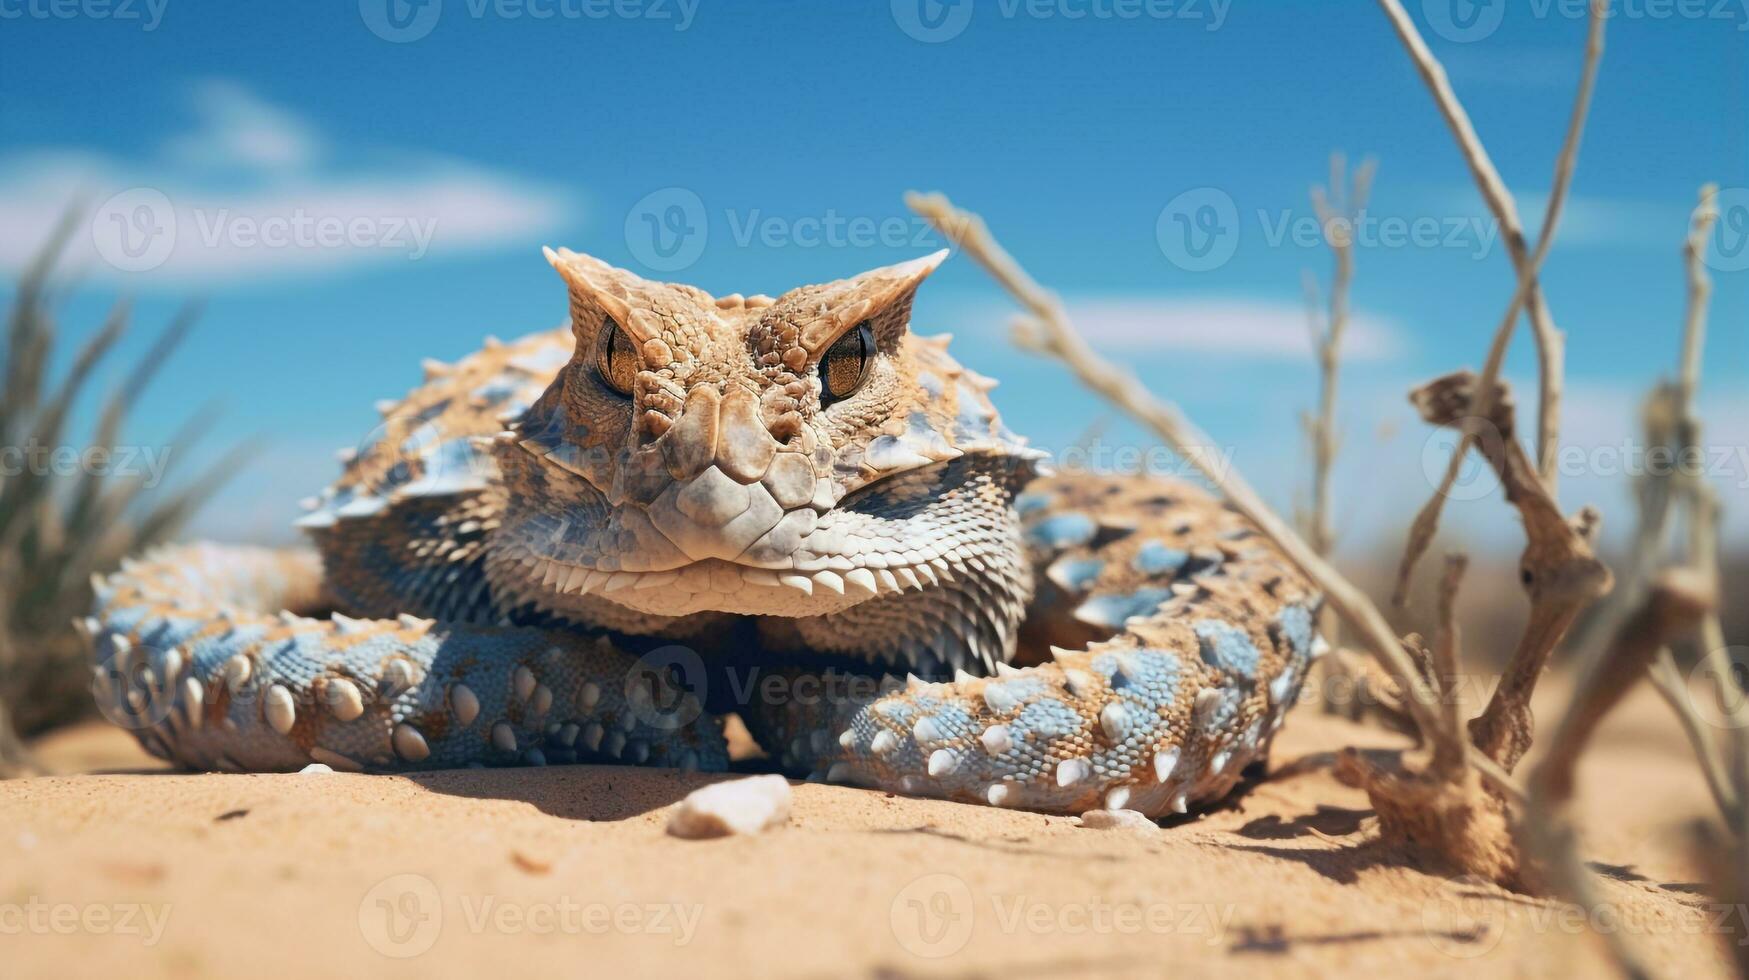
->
{"left": 2, "top": 677, "right": 1727, "bottom": 979}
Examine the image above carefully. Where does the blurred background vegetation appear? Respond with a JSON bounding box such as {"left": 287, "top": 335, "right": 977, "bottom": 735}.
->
{"left": 0, "top": 213, "right": 242, "bottom": 776}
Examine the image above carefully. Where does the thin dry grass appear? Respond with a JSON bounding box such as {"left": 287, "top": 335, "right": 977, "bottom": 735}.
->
{"left": 0, "top": 211, "right": 241, "bottom": 775}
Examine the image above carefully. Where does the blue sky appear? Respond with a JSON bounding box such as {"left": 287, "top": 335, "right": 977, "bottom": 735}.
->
{"left": 0, "top": 0, "right": 1744, "bottom": 559}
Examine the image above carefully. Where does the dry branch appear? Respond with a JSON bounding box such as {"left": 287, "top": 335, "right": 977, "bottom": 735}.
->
{"left": 1520, "top": 184, "right": 1735, "bottom": 978}
{"left": 1304, "top": 152, "right": 1376, "bottom": 559}
{"left": 1628, "top": 186, "right": 1745, "bottom": 822}
{"left": 1384, "top": 0, "right": 1606, "bottom": 600}
{"left": 1523, "top": 568, "right": 1714, "bottom": 977}
{"left": 1407, "top": 372, "right": 1612, "bottom": 771}
{"left": 1430, "top": 553, "right": 1468, "bottom": 776}
{"left": 1302, "top": 154, "right": 1377, "bottom": 722}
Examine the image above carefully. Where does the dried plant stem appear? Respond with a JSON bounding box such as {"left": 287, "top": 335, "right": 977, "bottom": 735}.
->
{"left": 1384, "top": 0, "right": 1606, "bottom": 601}
{"left": 905, "top": 191, "right": 1530, "bottom": 808}
{"left": 1524, "top": 184, "right": 1734, "bottom": 977}
{"left": 1407, "top": 372, "right": 1611, "bottom": 771}
{"left": 1647, "top": 651, "right": 1737, "bottom": 819}
{"left": 1303, "top": 154, "right": 1375, "bottom": 720}
{"left": 1672, "top": 187, "right": 1740, "bottom": 726}
{"left": 1305, "top": 153, "right": 1376, "bottom": 559}
{"left": 1640, "top": 186, "right": 1747, "bottom": 819}
{"left": 1524, "top": 568, "right": 1713, "bottom": 980}
{"left": 1429, "top": 553, "right": 1468, "bottom": 776}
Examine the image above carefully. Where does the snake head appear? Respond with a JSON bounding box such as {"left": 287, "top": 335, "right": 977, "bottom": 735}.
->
{"left": 491, "top": 249, "right": 1043, "bottom": 620}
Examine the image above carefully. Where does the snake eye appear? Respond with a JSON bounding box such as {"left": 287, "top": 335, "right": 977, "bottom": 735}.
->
{"left": 821, "top": 321, "right": 875, "bottom": 404}
{"left": 594, "top": 318, "right": 639, "bottom": 397}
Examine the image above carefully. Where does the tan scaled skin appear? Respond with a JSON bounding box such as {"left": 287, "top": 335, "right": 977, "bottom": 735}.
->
{"left": 87, "top": 249, "right": 1322, "bottom": 819}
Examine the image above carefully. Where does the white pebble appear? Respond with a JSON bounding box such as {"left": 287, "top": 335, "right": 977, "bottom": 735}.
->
{"left": 666, "top": 775, "right": 793, "bottom": 839}
{"left": 1079, "top": 809, "right": 1158, "bottom": 832}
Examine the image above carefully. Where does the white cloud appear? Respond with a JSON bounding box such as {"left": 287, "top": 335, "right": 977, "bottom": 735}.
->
{"left": 163, "top": 79, "right": 321, "bottom": 172}
{"left": 1041, "top": 297, "right": 1405, "bottom": 361}
{"left": 0, "top": 81, "right": 570, "bottom": 286}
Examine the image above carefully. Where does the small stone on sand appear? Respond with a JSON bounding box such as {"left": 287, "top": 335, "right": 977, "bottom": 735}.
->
{"left": 667, "top": 775, "right": 793, "bottom": 839}
{"left": 299, "top": 763, "right": 335, "bottom": 775}
{"left": 1078, "top": 809, "right": 1159, "bottom": 832}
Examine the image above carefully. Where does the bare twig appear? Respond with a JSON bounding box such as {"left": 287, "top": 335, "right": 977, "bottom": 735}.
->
{"left": 1407, "top": 372, "right": 1613, "bottom": 771}
{"left": 1384, "top": 0, "right": 1607, "bottom": 601}
{"left": 1647, "top": 650, "right": 1737, "bottom": 820}
{"left": 1305, "top": 153, "right": 1376, "bottom": 559}
{"left": 906, "top": 191, "right": 1527, "bottom": 806}
{"left": 1522, "top": 184, "right": 1737, "bottom": 976}
{"left": 1429, "top": 553, "right": 1469, "bottom": 777}
{"left": 1367, "top": 0, "right": 1613, "bottom": 777}
{"left": 1523, "top": 568, "right": 1713, "bottom": 978}
{"left": 1650, "top": 186, "right": 1747, "bottom": 826}
{"left": 1638, "top": 187, "right": 1745, "bottom": 817}
{"left": 1534, "top": 569, "right": 1714, "bottom": 805}
{"left": 1676, "top": 185, "right": 1719, "bottom": 409}
{"left": 1302, "top": 155, "right": 1376, "bottom": 719}
{"left": 1671, "top": 186, "right": 1741, "bottom": 727}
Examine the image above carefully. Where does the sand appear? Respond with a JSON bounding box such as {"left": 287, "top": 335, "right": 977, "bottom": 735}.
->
{"left": 0, "top": 678, "right": 1733, "bottom": 980}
